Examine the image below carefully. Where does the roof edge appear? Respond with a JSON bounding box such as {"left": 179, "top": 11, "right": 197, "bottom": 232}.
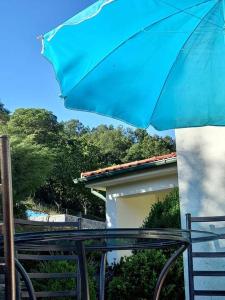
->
{"left": 77, "top": 156, "right": 177, "bottom": 184}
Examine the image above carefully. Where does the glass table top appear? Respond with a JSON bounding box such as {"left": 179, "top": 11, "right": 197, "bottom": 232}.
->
{"left": 3, "top": 228, "right": 219, "bottom": 252}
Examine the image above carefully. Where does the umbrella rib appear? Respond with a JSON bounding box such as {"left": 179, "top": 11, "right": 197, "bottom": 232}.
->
{"left": 158, "top": 0, "right": 223, "bottom": 29}
{"left": 149, "top": 0, "right": 220, "bottom": 128}
{"left": 63, "top": 0, "right": 217, "bottom": 99}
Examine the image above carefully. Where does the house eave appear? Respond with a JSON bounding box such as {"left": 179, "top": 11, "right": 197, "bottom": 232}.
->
{"left": 79, "top": 158, "right": 177, "bottom": 191}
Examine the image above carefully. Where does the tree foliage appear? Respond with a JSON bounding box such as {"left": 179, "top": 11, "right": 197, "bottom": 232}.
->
{"left": 7, "top": 108, "right": 62, "bottom": 145}
{"left": 107, "top": 249, "right": 183, "bottom": 300}
{"left": 0, "top": 101, "right": 10, "bottom": 124}
{"left": 142, "top": 188, "right": 180, "bottom": 229}
{"left": 125, "top": 134, "right": 175, "bottom": 162}
{"left": 11, "top": 137, "right": 54, "bottom": 201}
{"left": 86, "top": 125, "right": 132, "bottom": 166}
{"left": 1, "top": 105, "right": 176, "bottom": 218}
{"left": 9, "top": 137, "right": 54, "bottom": 216}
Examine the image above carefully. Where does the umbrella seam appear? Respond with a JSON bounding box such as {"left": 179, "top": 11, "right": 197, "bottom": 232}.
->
{"left": 159, "top": 0, "right": 222, "bottom": 29}
{"left": 150, "top": 0, "right": 221, "bottom": 128}
{"left": 58, "top": 0, "right": 217, "bottom": 99}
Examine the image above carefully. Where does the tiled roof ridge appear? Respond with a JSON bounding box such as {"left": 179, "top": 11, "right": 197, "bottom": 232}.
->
{"left": 81, "top": 152, "right": 176, "bottom": 178}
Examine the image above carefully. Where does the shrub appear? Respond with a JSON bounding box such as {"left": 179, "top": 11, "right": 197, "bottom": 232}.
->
{"left": 33, "top": 259, "right": 97, "bottom": 300}
{"left": 107, "top": 249, "right": 183, "bottom": 300}
{"left": 107, "top": 188, "right": 184, "bottom": 300}
{"left": 143, "top": 188, "right": 180, "bottom": 229}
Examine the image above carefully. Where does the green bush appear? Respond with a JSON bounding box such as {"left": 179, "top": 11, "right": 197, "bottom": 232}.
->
{"left": 143, "top": 188, "right": 181, "bottom": 229}
{"left": 107, "top": 188, "right": 184, "bottom": 300}
{"left": 107, "top": 249, "right": 183, "bottom": 300}
{"left": 33, "top": 259, "right": 97, "bottom": 300}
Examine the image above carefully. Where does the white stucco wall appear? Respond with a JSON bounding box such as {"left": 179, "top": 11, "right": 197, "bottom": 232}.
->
{"left": 106, "top": 172, "right": 178, "bottom": 262}
{"left": 116, "top": 191, "right": 169, "bottom": 228}
{"left": 176, "top": 127, "right": 225, "bottom": 300}
{"left": 106, "top": 174, "right": 178, "bottom": 229}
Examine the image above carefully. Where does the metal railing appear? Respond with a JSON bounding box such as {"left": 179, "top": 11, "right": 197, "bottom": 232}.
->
{"left": 186, "top": 213, "right": 225, "bottom": 299}
{"left": 13, "top": 214, "right": 83, "bottom": 298}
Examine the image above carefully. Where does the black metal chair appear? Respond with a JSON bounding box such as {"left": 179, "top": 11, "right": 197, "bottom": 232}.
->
{"left": 186, "top": 213, "right": 225, "bottom": 299}
{"left": 14, "top": 218, "right": 82, "bottom": 299}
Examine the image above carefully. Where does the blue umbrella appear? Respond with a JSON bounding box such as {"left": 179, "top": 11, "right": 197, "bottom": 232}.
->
{"left": 42, "top": 0, "right": 225, "bottom": 130}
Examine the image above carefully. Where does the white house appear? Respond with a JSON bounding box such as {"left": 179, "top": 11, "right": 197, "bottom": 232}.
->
{"left": 80, "top": 152, "right": 177, "bottom": 261}
{"left": 80, "top": 152, "right": 177, "bottom": 230}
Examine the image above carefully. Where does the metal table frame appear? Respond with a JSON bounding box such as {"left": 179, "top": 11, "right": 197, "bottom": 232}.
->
{"left": 1, "top": 228, "right": 218, "bottom": 300}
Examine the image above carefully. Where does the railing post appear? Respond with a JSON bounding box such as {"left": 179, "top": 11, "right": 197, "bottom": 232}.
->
{"left": 76, "top": 241, "right": 90, "bottom": 300}
{"left": 186, "top": 213, "right": 194, "bottom": 300}
{"left": 99, "top": 252, "right": 106, "bottom": 300}
{"left": 1, "top": 135, "right": 16, "bottom": 300}
{"left": 78, "top": 217, "right": 83, "bottom": 230}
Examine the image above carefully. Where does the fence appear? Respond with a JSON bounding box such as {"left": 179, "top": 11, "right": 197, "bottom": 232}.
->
{"left": 28, "top": 214, "right": 106, "bottom": 229}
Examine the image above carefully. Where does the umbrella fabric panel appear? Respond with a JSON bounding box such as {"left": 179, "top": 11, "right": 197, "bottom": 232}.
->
{"left": 43, "top": 0, "right": 208, "bottom": 96}
{"left": 151, "top": 0, "right": 225, "bottom": 130}
{"left": 64, "top": 1, "right": 216, "bottom": 128}
{"left": 42, "top": 0, "right": 223, "bottom": 129}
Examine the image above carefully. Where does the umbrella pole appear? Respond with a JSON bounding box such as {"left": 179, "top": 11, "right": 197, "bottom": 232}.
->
{"left": 1, "top": 135, "right": 16, "bottom": 300}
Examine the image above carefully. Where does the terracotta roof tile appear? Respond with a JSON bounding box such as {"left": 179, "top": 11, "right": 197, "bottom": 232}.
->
{"left": 81, "top": 152, "right": 176, "bottom": 178}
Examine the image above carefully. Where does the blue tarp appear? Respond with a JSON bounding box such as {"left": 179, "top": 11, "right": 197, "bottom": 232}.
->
{"left": 26, "top": 210, "right": 48, "bottom": 218}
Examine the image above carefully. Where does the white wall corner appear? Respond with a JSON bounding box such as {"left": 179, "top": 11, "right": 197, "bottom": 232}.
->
{"left": 176, "top": 127, "right": 225, "bottom": 300}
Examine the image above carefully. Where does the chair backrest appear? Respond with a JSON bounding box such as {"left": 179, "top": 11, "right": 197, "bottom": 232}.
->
{"left": 14, "top": 219, "right": 81, "bottom": 300}
{"left": 186, "top": 214, "right": 225, "bottom": 299}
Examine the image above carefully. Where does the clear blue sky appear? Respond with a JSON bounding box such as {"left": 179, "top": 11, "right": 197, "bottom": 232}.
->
{"left": 0, "top": 0, "right": 174, "bottom": 137}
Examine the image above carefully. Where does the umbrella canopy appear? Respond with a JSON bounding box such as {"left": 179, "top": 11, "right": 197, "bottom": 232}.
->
{"left": 42, "top": 0, "right": 225, "bottom": 130}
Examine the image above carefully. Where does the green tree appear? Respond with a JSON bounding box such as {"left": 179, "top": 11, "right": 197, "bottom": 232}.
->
{"left": 124, "top": 134, "right": 175, "bottom": 162}
{"left": 10, "top": 137, "right": 54, "bottom": 216}
{"left": 1, "top": 105, "right": 176, "bottom": 220}
{"left": 0, "top": 101, "right": 10, "bottom": 124}
{"left": 86, "top": 125, "right": 132, "bottom": 166}
{"left": 35, "top": 135, "right": 105, "bottom": 217}
{"left": 4, "top": 109, "right": 104, "bottom": 218}
{"left": 126, "top": 128, "right": 148, "bottom": 144}
{"left": 7, "top": 108, "right": 63, "bottom": 145}
{"left": 63, "top": 119, "right": 89, "bottom": 137}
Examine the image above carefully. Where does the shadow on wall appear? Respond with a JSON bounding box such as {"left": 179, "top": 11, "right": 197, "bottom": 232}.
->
{"left": 106, "top": 194, "right": 118, "bottom": 228}
{"left": 177, "top": 130, "right": 225, "bottom": 228}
